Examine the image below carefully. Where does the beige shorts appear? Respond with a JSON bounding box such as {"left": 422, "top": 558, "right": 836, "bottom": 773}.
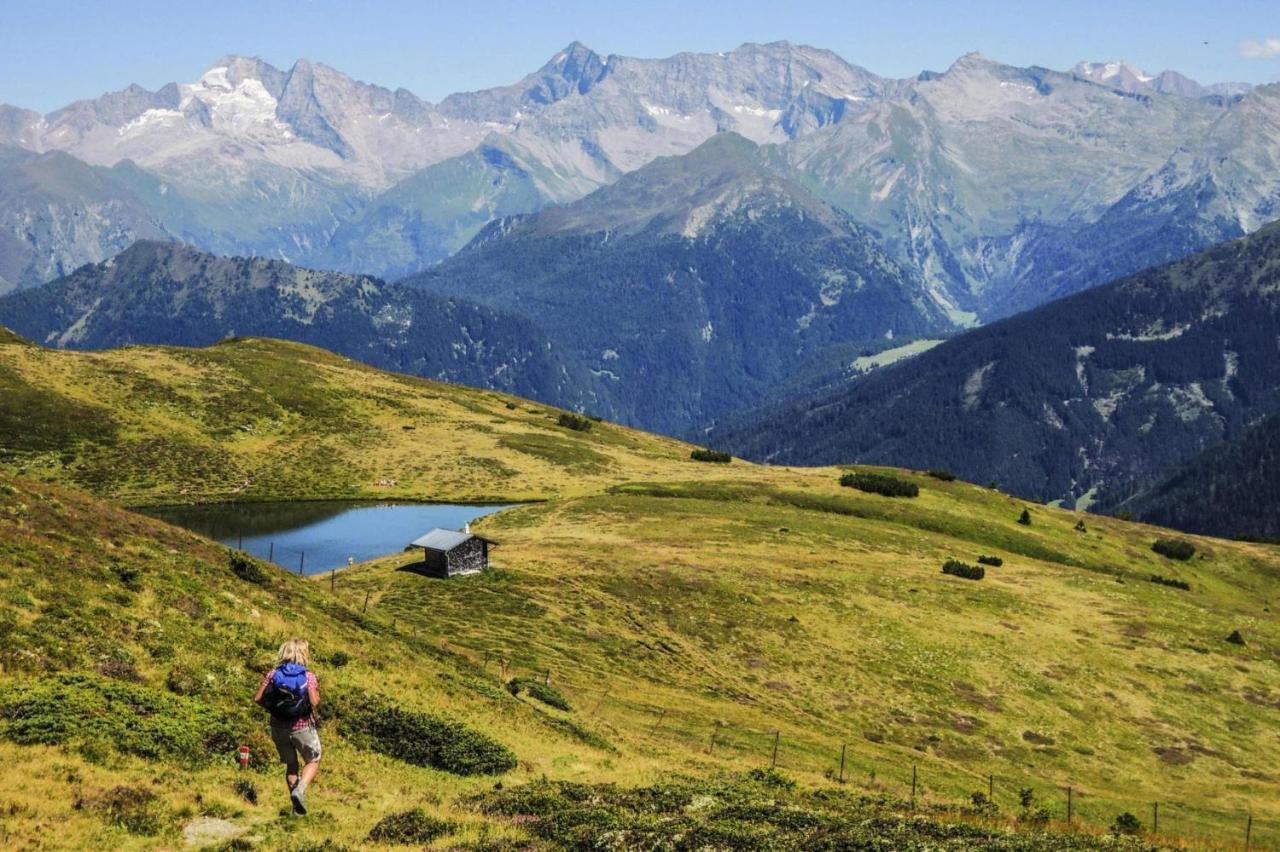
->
{"left": 270, "top": 722, "right": 322, "bottom": 773}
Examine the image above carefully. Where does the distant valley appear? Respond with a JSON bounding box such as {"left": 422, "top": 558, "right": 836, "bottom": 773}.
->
{"left": 714, "top": 222, "right": 1280, "bottom": 514}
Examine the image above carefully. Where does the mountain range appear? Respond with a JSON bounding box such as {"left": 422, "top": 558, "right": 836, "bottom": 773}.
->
{"left": 2, "top": 43, "right": 1275, "bottom": 321}
{"left": 713, "top": 221, "right": 1280, "bottom": 511}
{"left": 0, "top": 134, "right": 952, "bottom": 435}
{"left": 0, "top": 240, "right": 592, "bottom": 407}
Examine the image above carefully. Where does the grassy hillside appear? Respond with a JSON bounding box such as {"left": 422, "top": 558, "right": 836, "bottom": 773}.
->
{"left": 0, "top": 334, "right": 692, "bottom": 505}
{"left": 1, "top": 332, "right": 1278, "bottom": 848}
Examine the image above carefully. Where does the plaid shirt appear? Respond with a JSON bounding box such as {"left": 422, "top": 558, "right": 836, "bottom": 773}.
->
{"left": 260, "top": 667, "right": 318, "bottom": 731}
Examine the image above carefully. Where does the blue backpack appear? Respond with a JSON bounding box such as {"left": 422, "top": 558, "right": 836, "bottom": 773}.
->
{"left": 262, "top": 663, "right": 312, "bottom": 721}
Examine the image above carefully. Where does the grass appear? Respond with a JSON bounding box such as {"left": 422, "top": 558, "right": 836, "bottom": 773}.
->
{"left": 0, "top": 334, "right": 1278, "bottom": 848}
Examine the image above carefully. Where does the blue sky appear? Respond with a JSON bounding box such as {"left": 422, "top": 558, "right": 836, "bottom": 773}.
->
{"left": 2, "top": 0, "right": 1278, "bottom": 111}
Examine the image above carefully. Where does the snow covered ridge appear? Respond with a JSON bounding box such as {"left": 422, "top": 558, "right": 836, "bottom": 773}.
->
{"left": 1071, "top": 59, "right": 1252, "bottom": 98}
{"left": 0, "top": 43, "right": 1252, "bottom": 192}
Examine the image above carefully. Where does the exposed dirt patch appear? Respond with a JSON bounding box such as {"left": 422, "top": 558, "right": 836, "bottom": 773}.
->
{"left": 1154, "top": 746, "right": 1194, "bottom": 765}
{"left": 953, "top": 680, "right": 1003, "bottom": 712}
{"left": 183, "top": 816, "right": 245, "bottom": 847}
{"left": 950, "top": 714, "right": 983, "bottom": 734}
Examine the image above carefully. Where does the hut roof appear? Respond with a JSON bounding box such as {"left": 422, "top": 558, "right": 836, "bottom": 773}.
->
{"left": 410, "top": 528, "right": 494, "bottom": 552}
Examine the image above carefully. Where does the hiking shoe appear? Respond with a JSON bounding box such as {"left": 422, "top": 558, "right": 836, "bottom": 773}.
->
{"left": 290, "top": 789, "right": 307, "bottom": 815}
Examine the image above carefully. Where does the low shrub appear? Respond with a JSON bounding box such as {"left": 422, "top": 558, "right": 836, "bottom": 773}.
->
{"left": 1152, "top": 538, "right": 1195, "bottom": 561}
{"left": 557, "top": 413, "right": 593, "bottom": 432}
{"left": 1074, "top": 519, "right": 1087, "bottom": 533}
{"left": 367, "top": 808, "right": 455, "bottom": 844}
{"left": 507, "top": 678, "right": 571, "bottom": 712}
{"left": 474, "top": 771, "right": 1083, "bottom": 849}
{"left": 1149, "top": 574, "right": 1190, "bottom": 591}
{"left": 925, "top": 469, "right": 956, "bottom": 481}
{"left": 0, "top": 674, "right": 237, "bottom": 765}
{"left": 75, "top": 786, "right": 167, "bottom": 836}
{"left": 942, "top": 559, "right": 984, "bottom": 581}
{"left": 1110, "top": 812, "right": 1142, "bottom": 835}
{"left": 967, "top": 791, "right": 999, "bottom": 817}
{"left": 337, "top": 692, "right": 516, "bottom": 775}
{"left": 690, "top": 448, "right": 731, "bottom": 464}
{"left": 544, "top": 715, "right": 614, "bottom": 751}
{"left": 329, "top": 651, "right": 351, "bottom": 668}
{"left": 1225, "top": 629, "right": 1246, "bottom": 646}
{"left": 977, "top": 555, "right": 1003, "bottom": 567}
{"left": 229, "top": 551, "right": 269, "bottom": 585}
{"left": 165, "top": 664, "right": 212, "bottom": 696}
{"left": 1017, "top": 509, "right": 1032, "bottom": 526}
{"left": 839, "top": 472, "right": 918, "bottom": 498}
{"left": 233, "top": 778, "right": 257, "bottom": 805}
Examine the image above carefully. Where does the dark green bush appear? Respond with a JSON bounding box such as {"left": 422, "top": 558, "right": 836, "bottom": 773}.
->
{"left": 233, "top": 778, "right": 257, "bottom": 805}
{"left": 1074, "top": 519, "right": 1087, "bottom": 533}
{"left": 1225, "top": 629, "right": 1246, "bottom": 646}
{"left": 839, "top": 472, "right": 918, "bottom": 498}
{"left": 329, "top": 651, "right": 351, "bottom": 668}
{"left": 1110, "top": 812, "right": 1142, "bottom": 835}
{"left": 474, "top": 771, "right": 1085, "bottom": 849}
{"left": 557, "top": 413, "right": 593, "bottom": 432}
{"left": 337, "top": 692, "right": 515, "bottom": 775}
{"left": 1149, "top": 574, "right": 1190, "bottom": 591}
{"left": 690, "top": 448, "right": 732, "bottom": 463}
{"left": 229, "top": 551, "right": 269, "bottom": 585}
{"left": 367, "top": 808, "right": 455, "bottom": 844}
{"left": 165, "top": 664, "right": 211, "bottom": 696}
{"left": 110, "top": 563, "right": 143, "bottom": 592}
{"left": 977, "top": 555, "right": 1003, "bottom": 567}
{"left": 1152, "top": 538, "right": 1195, "bottom": 560}
{"left": 941, "top": 559, "right": 984, "bottom": 581}
{"left": 967, "top": 791, "right": 999, "bottom": 816}
{"left": 0, "top": 675, "right": 237, "bottom": 765}
{"left": 926, "top": 469, "right": 956, "bottom": 481}
{"left": 75, "top": 786, "right": 166, "bottom": 836}
{"left": 1017, "top": 509, "right": 1032, "bottom": 526}
{"left": 507, "top": 678, "right": 571, "bottom": 712}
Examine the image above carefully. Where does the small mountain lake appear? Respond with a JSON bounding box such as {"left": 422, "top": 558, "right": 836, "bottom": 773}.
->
{"left": 140, "top": 501, "right": 513, "bottom": 576}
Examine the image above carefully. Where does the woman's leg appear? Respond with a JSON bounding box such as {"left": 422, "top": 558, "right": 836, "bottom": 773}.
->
{"left": 270, "top": 723, "right": 300, "bottom": 791}
{"left": 297, "top": 758, "right": 320, "bottom": 793}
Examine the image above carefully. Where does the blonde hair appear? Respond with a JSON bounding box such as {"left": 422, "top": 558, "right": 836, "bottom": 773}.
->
{"left": 276, "top": 638, "right": 311, "bottom": 667}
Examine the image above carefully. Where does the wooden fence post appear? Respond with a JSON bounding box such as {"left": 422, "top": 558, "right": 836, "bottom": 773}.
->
{"left": 1246, "top": 814, "right": 1252, "bottom": 848}
{"left": 911, "top": 765, "right": 917, "bottom": 809}
{"left": 709, "top": 721, "right": 721, "bottom": 754}
{"left": 298, "top": 552, "right": 305, "bottom": 575}
{"left": 330, "top": 569, "right": 335, "bottom": 593}
{"left": 838, "top": 743, "right": 846, "bottom": 784}
{"left": 771, "top": 731, "right": 780, "bottom": 769}
{"left": 1152, "top": 802, "right": 1158, "bottom": 834}
{"left": 362, "top": 590, "right": 370, "bottom": 613}
{"left": 1066, "top": 786, "right": 1072, "bottom": 825}
{"left": 988, "top": 774, "right": 993, "bottom": 800}
{"left": 268, "top": 542, "right": 273, "bottom": 563}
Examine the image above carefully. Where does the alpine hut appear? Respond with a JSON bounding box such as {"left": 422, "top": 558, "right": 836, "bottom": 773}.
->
{"left": 408, "top": 526, "right": 495, "bottom": 578}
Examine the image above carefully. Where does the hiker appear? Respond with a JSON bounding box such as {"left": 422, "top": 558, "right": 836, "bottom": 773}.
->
{"left": 254, "top": 638, "right": 322, "bottom": 815}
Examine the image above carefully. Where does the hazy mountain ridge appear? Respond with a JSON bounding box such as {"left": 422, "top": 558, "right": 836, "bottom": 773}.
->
{"left": 2, "top": 43, "right": 1275, "bottom": 303}
{"left": 711, "top": 221, "right": 1280, "bottom": 518}
{"left": 0, "top": 240, "right": 598, "bottom": 407}
{"left": 0, "top": 146, "right": 171, "bottom": 293}
{"left": 1122, "top": 413, "right": 1280, "bottom": 539}
{"left": 407, "top": 133, "right": 955, "bottom": 434}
